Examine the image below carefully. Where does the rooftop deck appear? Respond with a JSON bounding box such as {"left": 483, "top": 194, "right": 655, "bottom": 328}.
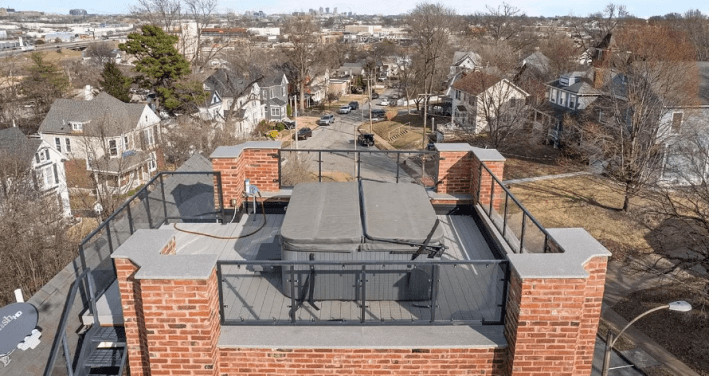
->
{"left": 163, "top": 212, "right": 506, "bottom": 325}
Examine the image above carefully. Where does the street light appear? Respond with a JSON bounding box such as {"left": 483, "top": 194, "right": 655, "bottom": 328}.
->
{"left": 601, "top": 300, "right": 692, "bottom": 376}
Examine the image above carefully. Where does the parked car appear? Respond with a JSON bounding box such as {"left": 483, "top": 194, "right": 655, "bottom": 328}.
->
{"left": 379, "top": 99, "right": 391, "bottom": 107}
{"left": 296, "top": 128, "right": 312, "bottom": 140}
{"left": 358, "top": 133, "right": 375, "bottom": 147}
{"left": 371, "top": 92, "right": 379, "bottom": 99}
{"left": 371, "top": 109, "right": 386, "bottom": 121}
{"left": 338, "top": 106, "right": 352, "bottom": 114}
{"left": 283, "top": 120, "right": 296, "bottom": 130}
{"left": 348, "top": 101, "right": 359, "bottom": 110}
{"left": 318, "top": 114, "right": 336, "bottom": 125}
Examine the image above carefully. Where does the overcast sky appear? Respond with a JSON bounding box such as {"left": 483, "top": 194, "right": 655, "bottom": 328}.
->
{"left": 17, "top": 0, "right": 709, "bottom": 20}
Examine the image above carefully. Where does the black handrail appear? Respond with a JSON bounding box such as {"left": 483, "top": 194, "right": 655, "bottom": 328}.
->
{"left": 217, "top": 259, "right": 508, "bottom": 326}
{"left": 478, "top": 163, "right": 557, "bottom": 254}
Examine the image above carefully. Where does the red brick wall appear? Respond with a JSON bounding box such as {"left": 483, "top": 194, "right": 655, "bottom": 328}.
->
{"left": 218, "top": 348, "right": 506, "bottom": 375}
{"left": 115, "top": 258, "right": 221, "bottom": 376}
{"left": 503, "top": 256, "right": 608, "bottom": 376}
{"left": 473, "top": 160, "right": 504, "bottom": 211}
{"left": 211, "top": 148, "right": 280, "bottom": 211}
{"left": 115, "top": 258, "right": 151, "bottom": 376}
{"left": 436, "top": 151, "right": 473, "bottom": 195}
{"left": 139, "top": 270, "right": 221, "bottom": 376}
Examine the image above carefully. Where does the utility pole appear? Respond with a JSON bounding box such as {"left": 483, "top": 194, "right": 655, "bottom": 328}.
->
{"left": 368, "top": 71, "right": 373, "bottom": 134}
{"left": 292, "top": 95, "right": 298, "bottom": 150}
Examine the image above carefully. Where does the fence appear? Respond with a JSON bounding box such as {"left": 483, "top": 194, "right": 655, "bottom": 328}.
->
{"left": 278, "top": 149, "right": 438, "bottom": 188}
{"left": 476, "top": 163, "right": 559, "bottom": 254}
{"left": 217, "top": 259, "right": 509, "bottom": 325}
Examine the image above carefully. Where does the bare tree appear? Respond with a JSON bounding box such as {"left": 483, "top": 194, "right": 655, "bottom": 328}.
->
{"left": 84, "top": 41, "right": 117, "bottom": 66}
{"left": 281, "top": 15, "right": 322, "bottom": 111}
{"left": 571, "top": 3, "right": 630, "bottom": 54}
{"left": 407, "top": 2, "right": 457, "bottom": 146}
{"left": 472, "top": 2, "right": 524, "bottom": 43}
{"left": 131, "top": 0, "right": 182, "bottom": 31}
{"left": 183, "top": 0, "right": 221, "bottom": 70}
{"left": 567, "top": 24, "right": 698, "bottom": 212}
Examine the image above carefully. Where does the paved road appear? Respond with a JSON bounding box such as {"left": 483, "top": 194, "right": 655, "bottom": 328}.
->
{"left": 287, "top": 95, "right": 431, "bottom": 185}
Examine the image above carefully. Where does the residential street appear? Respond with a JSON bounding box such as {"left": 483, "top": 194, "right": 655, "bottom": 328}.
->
{"left": 288, "top": 95, "right": 428, "bottom": 185}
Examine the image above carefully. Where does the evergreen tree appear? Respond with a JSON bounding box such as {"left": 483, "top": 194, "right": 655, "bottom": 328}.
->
{"left": 20, "top": 52, "right": 70, "bottom": 115}
{"left": 119, "top": 25, "right": 196, "bottom": 111}
{"left": 99, "top": 62, "right": 132, "bottom": 103}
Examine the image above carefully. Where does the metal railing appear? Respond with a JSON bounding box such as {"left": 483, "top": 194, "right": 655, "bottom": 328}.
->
{"left": 44, "top": 170, "right": 222, "bottom": 376}
{"left": 217, "top": 259, "right": 509, "bottom": 326}
{"left": 278, "top": 148, "right": 438, "bottom": 188}
{"left": 476, "top": 163, "right": 559, "bottom": 254}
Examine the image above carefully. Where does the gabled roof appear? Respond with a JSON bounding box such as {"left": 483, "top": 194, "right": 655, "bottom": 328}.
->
{"left": 0, "top": 127, "right": 42, "bottom": 162}
{"left": 452, "top": 51, "right": 480, "bottom": 67}
{"left": 269, "top": 97, "right": 286, "bottom": 107}
{"left": 204, "top": 69, "right": 254, "bottom": 98}
{"left": 39, "top": 92, "right": 151, "bottom": 137}
{"left": 523, "top": 51, "right": 551, "bottom": 75}
{"left": 545, "top": 70, "right": 600, "bottom": 96}
{"left": 452, "top": 71, "right": 503, "bottom": 96}
{"left": 259, "top": 72, "right": 287, "bottom": 88}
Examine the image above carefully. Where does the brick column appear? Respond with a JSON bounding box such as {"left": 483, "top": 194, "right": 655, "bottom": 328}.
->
{"left": 115, "top": 258, "right": 150, "bottom": 376}
{"left": 503, "top": 229, "right": 610, "bottom": 376}
{"left": 470, "top": 148, "right": 505, "bottom": 210}
{"left": 436, "top": 148, "right": 473, "bottom": 195}
{"left": 113, "top": 230, "right": 222, "bottom": 376}
{"left": 211, "top": 141, "right": 281, "bottom": 211}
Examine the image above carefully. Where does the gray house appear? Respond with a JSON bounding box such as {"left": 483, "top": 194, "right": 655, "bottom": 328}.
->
{"left": 259, "top": 73, "right": 288, "bottom": 122}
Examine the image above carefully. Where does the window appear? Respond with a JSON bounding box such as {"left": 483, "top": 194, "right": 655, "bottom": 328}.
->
{"left": 550, "top": 88, "right": 557, "bottom": 103}
{"left": 65, "top": 138, "right": 71, "bottom": 153}
{"left": 143, "top": 128, "right": 155, "bottom": 148}
{"left": 124, "top": 135, "right": 130, "bottom": 150}
{"left": 55, "top": 137, "right": 62, "bottom": 152}
{"left": 672, "top": 112, "right": 683, "bottom": 133}
{"left": 41, "top": 165, "right": 54, "bottom": 188}
{"left": 455, "top": 90, "right": 460, "bottom": 100}
{"left": 109, "top": 139, "right": 118, "bottom": 157}
{"left": 569, "top": 95, "right": 576, "bottom": 110}
{"left": 71, "top": 122, "right": 83, "bottom": 131}
{"left": 53, "top": 164, "right": 59, "bottom": 184}
{"left": 271, "top": 107, "right": 281, "bottom": 117}
{"left": 559, "top": 92, "right": 565, "bottom": 106}
{"left": 148, "top": 151, "right": 157, "bottom": 171}
{"left": 282, "top": 87, "right": 285, "bottom": 96}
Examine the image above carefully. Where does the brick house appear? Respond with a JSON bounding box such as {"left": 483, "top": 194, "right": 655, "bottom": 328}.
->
{"left": 37, "top": 92, "right": 162, "bottom": 194}
{"left": 39, "top": 138, "right": 614, "bottom": 376}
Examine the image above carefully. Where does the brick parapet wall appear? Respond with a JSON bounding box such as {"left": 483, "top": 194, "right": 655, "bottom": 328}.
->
{"left": 503, "top": 256, "right": 609, "bottom": 376}
{"left": 436, "top": 151, "right": 473, "bottom": 195}
{"left": 218, "top": 347, "right": 506, "bottom": 375}
{"left": 472, "top": 160, "right": 505, "bottom": 211}
{"left": 115, "top": 258, "right": 151, "bottom": 376}
{"left": 211, "top": 148, "right": 280, "bottom": 211}
{"left": 115, "top": 256, "right": 221, "bottom": 376}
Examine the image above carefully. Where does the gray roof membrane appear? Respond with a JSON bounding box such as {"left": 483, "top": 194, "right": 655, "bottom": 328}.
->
{"left": 280, "top": 181, "right": 443, "bottom": 253}
{"left": 360, "top": 180, "right": 444, "bottom": 245}
{"left": 280, "top": 182, "right": 363, "bottom": 251}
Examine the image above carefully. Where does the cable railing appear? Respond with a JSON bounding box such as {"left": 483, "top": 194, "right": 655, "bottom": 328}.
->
{"left": 278, "top": 148, "right": 438, "bottom": 189}
{"left": 217, "top": 259, "right": 509, "bottom": 326}
{"left": 475, "top": 163, "right": 560, "bottom": 254}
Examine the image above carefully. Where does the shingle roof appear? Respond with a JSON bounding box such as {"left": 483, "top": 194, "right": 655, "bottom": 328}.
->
{"left": 452, "top": 71, "right": 502, "bottom": 96}
{"left": 204, "top": 69, "right": 253, "bottom": 98}
{"left": 259, "top": 72, "right": 285, "bottom": 87}
{"left": 269, "top": 97, "right": 286, "bottom": 106}
{"left": 38, "top": 92, "right": 150, "bottom": 137}
{"left": 0, "top": 127, "right": 40, "bottom": 162}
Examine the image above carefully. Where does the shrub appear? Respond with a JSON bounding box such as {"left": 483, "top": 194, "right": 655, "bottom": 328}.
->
{"left": 275, "top": 122, "right": 285, "bottom": 131}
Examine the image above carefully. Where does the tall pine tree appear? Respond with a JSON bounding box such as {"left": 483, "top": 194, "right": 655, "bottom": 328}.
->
{"left": 99, "top": 62, "right": 132, "bottom": 103}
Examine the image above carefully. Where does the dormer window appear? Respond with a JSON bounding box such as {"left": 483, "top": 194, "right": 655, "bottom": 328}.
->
{"left": 71, "top": 122, "right": 83, "bottom": 132}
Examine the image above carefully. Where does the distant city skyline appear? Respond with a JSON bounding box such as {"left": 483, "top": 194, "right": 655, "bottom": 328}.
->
{"left": 7, "top": 0, "right": 709, "bottom": 20}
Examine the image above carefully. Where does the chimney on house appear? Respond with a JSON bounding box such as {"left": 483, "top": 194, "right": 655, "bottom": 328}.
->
{"left": 593, "top": 68, "right": 604, "bottom": 89}
{"left": 84, "top": 85, "right": 93, "bottom": 100}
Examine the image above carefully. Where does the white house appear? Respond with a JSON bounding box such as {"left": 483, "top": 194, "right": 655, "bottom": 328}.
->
{"left": 204, "top": 68, "right": 264, "bottom": 136}
{"left": 38, "top": 92, "right": 162, "bottom": 193}
{"left": 451, "top": 71, "right": 529, "bottom": 134}
{"left": 0, "top": 127, "right": 72, "bottom": 217}
{"left": 449, "top": 51, "right": 481, "bottom": 78}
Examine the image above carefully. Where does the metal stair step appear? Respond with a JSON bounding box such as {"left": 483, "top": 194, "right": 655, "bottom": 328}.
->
{"left": 90, "top": 327, "right": 126, "bottom": 345}
{"left": 83, "top": 348, "right": 125, "bottom": 368}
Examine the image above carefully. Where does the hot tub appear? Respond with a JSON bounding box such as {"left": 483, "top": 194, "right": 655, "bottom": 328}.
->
{"left": 280, "top": 181, "right": 445, "bottom": 301}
